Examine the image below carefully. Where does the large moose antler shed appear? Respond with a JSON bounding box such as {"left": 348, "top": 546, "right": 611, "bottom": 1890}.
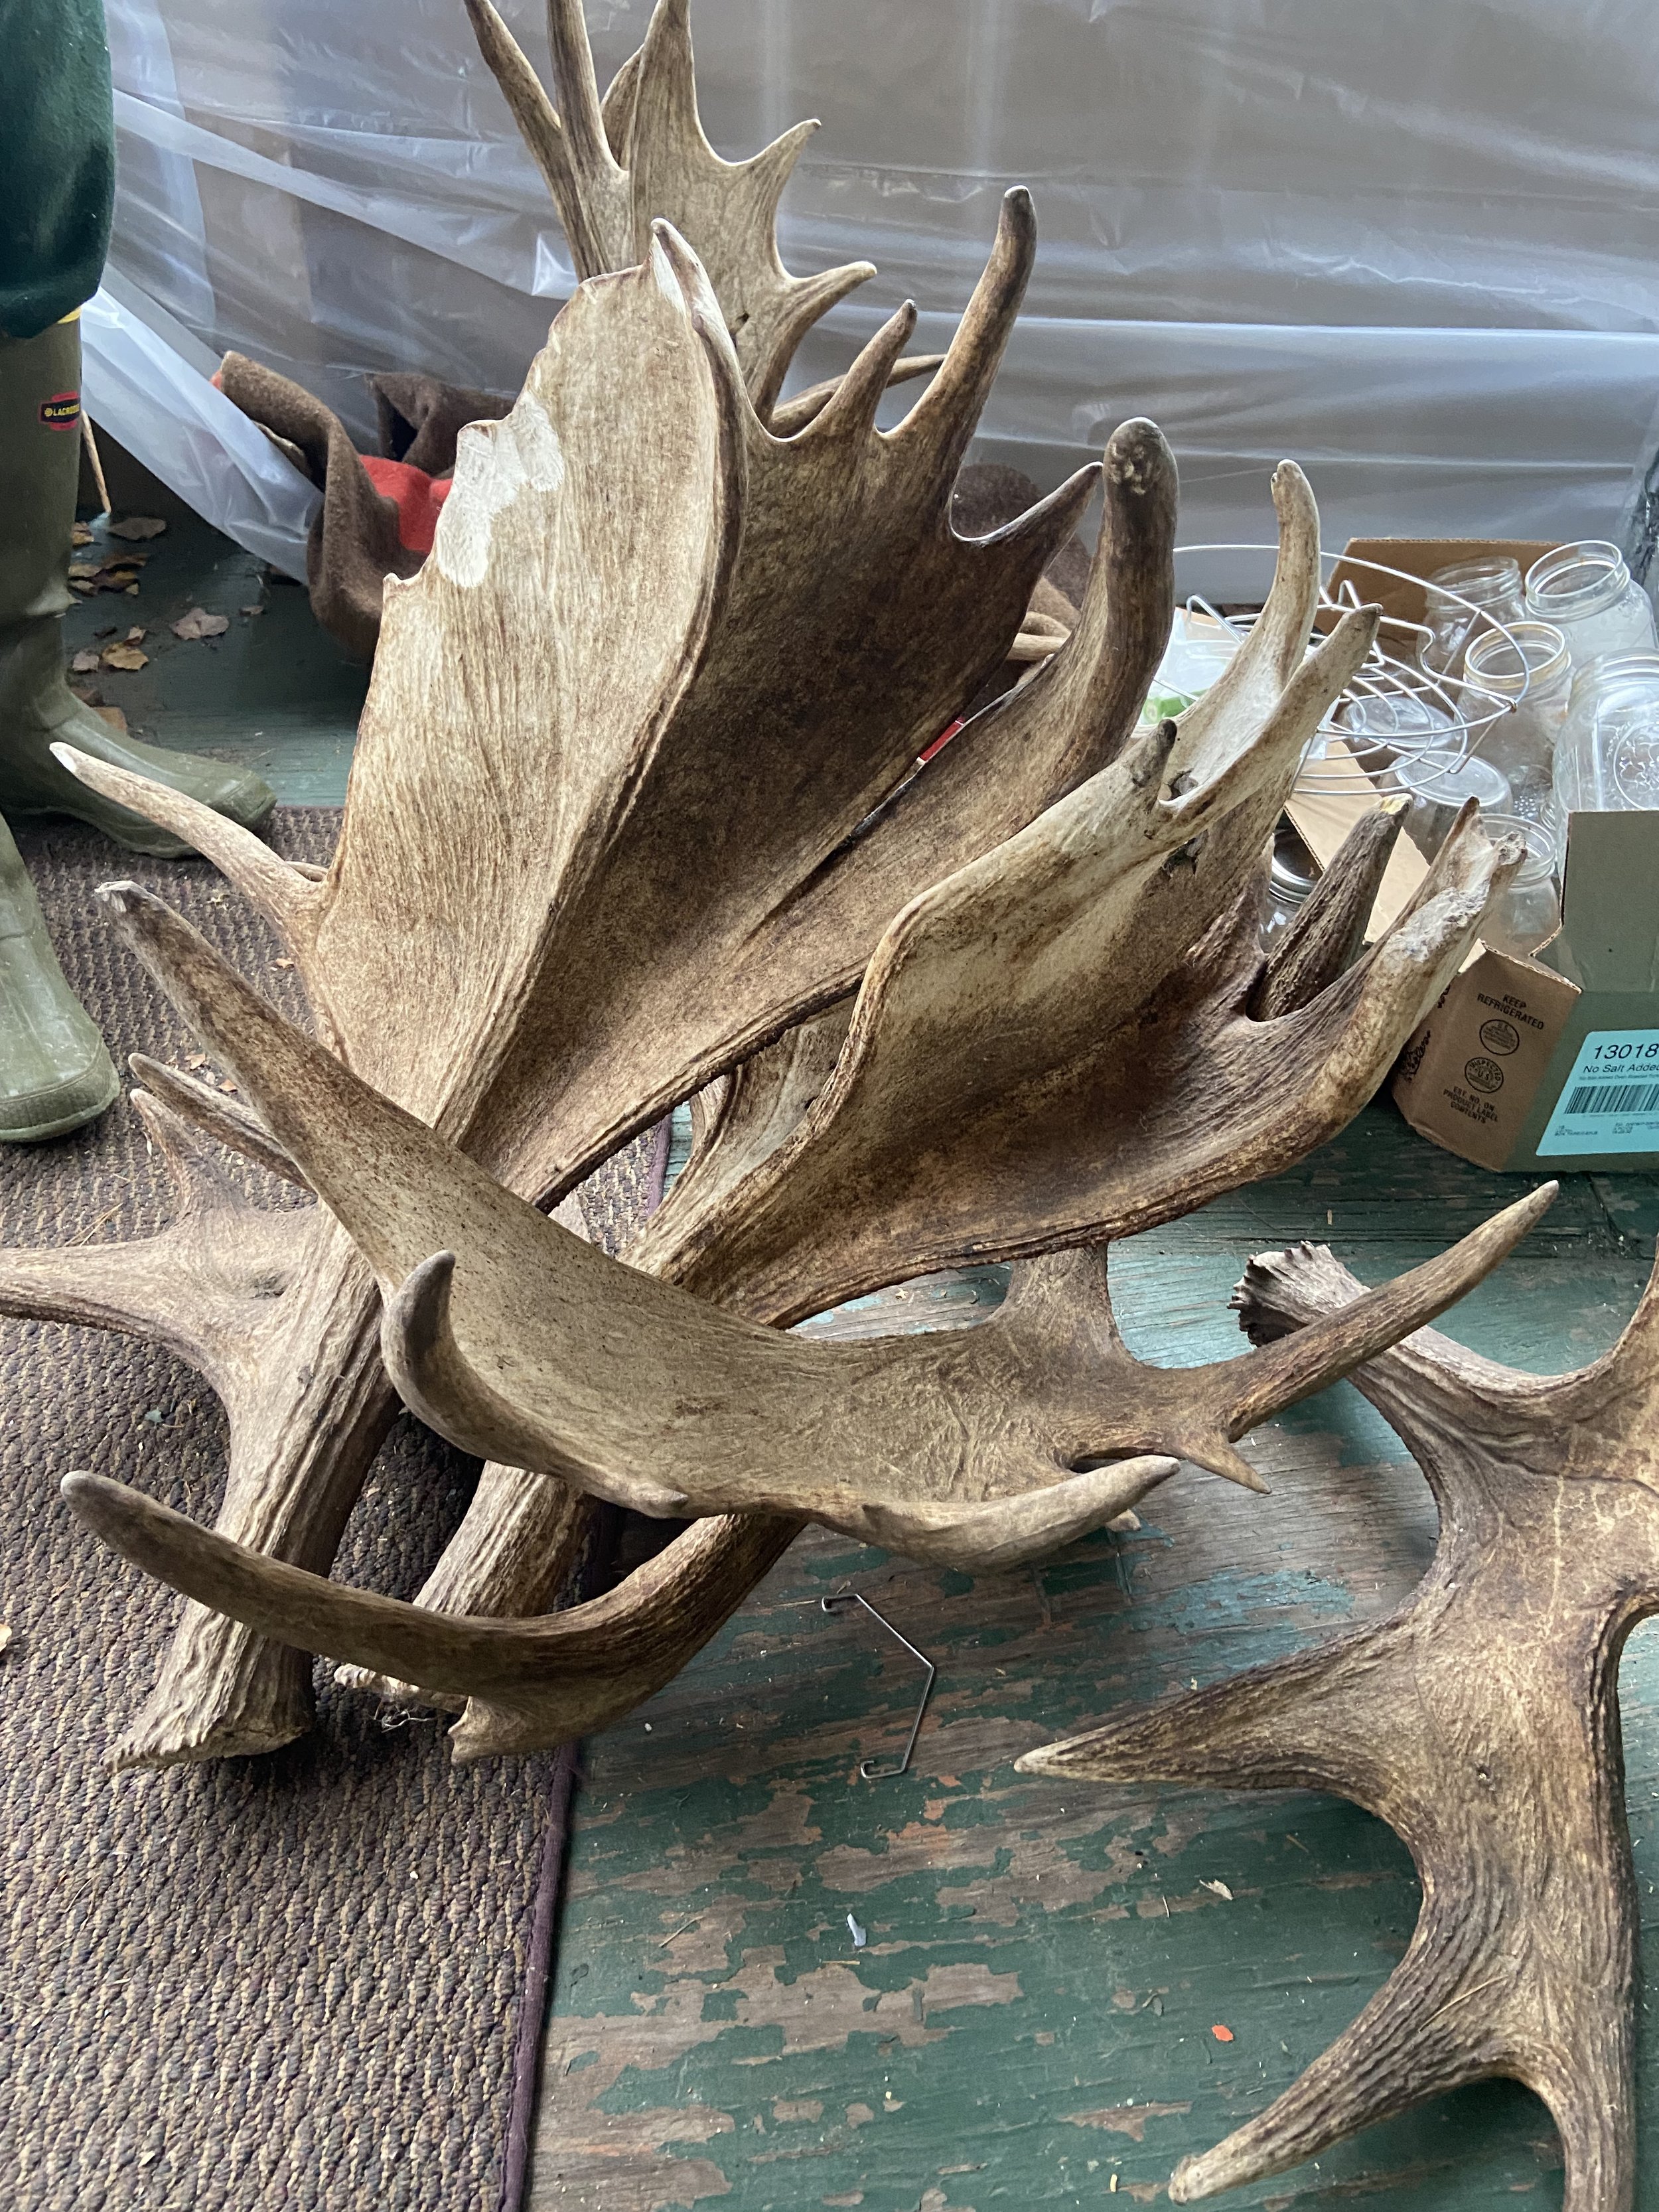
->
{"left": 13, "top": 0, "right": 1645, "bottom": 2196}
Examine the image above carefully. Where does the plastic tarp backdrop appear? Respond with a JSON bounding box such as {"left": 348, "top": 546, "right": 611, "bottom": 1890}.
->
{"left": 101, "top": 0, "right": 1659, "bottom": 568}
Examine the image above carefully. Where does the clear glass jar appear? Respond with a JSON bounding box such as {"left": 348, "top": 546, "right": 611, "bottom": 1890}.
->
{"left": 1258, "top": 827, "right": 1317, "bottom": 950}
{"left": 1378, "top": 751, "right": 1512, "bottom": 861}
{"left": 1461, "top": 621, "right": 1569, "bottom": 829}
{"left": 1479, "top": 814, "right": 1560, "bottom": 958}
{"left": 1421, "top": 557, "right": 1526, "bottom": 680}
{"left": 1524, "top": 541, "right": 1658, "bottom": 666}
{"left": 1554, "top": 652, "right": 1659, "bottom": 818}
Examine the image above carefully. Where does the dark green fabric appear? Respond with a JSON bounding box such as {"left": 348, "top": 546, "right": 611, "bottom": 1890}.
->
{"left": 1, "top": 0, "right": 115, "bottom": 340}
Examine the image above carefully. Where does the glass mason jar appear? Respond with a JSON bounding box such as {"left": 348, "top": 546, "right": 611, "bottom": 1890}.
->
{"left": 1258, "top": 827, "right": 1317, "bottom": 950}
{"left": 1421, "top": 557, "right": 1527, "bottom": 680}
{"left": 1378, "top": 751, "right": 1512, "bottom": 861}
{"left": 1461, "top": 621, "right": 1570, "bottom": 828}
{"left": 1554, "top": 652, "right": 1659, "bottom": 818}
{"left": 1479, "top": 814, "right": 1561, "bottom": 959}
{"left": 1524, "top": 541, "right": 1658, "bottom": 666}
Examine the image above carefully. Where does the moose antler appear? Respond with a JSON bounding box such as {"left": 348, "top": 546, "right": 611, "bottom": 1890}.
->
{"left": 64, "top": 872, "right": 1554, "bottom": 1744}
{"left": 1019, "top": 1216, "right": 1659, "bottom": 2212}
{"left": 13, "top": 204, "right": 1181, "bottom": 1767}
{"left": 462, "top": 0, "right": 908, "bottom": 420}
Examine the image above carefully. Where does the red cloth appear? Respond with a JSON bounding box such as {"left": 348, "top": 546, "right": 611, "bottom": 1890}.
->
{"left": 359, "top": 455, "right": 452, "bottom": 556}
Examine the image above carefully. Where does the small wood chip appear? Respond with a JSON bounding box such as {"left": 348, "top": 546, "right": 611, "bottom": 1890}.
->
{"left": 107, "top": 515, "right": 167, "bottom": 540}
{"left": 172, "top": 607, "right": 230, "bottom": 641}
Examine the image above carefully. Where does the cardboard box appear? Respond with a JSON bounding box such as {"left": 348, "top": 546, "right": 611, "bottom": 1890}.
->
{"left": 1305, "top": 535, "right": 1659, "bottom": 1175}
{"left": 1393, "top": 812, "right": 1659, "bottom": 1171}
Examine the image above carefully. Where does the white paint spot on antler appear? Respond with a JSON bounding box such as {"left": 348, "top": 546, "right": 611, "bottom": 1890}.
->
{"left": 434, "top": 395, "right": 567, "bottom": 588}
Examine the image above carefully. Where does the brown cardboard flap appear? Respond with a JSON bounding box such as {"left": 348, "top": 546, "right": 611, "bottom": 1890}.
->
{"left": 1327, "top": 538, "right": 1556, "bottom": 631}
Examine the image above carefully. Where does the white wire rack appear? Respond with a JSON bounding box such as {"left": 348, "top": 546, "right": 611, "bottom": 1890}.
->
{"left": 1173, "top": 545, "right": 1535, "bottom": 799}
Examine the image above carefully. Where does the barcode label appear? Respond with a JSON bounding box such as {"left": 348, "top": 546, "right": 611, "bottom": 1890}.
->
{"left": 1538, "top": 1029, "right": 1659, "bottom": 1159}
{"left": 1563, "top": 1080, "right": 1659, "bottom": 1117}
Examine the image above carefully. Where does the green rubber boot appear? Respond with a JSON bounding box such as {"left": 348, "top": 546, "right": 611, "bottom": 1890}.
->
{"left": 0, "top": 803, "right": 117, "bottom": 1140}
{"left": 0, "top": 319, "right": 275, "bottom": 857}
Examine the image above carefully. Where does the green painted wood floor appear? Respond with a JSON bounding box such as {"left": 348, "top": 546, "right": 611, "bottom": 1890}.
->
{"left": 58, "top": 499, "right": 1659, "bottom": 2209}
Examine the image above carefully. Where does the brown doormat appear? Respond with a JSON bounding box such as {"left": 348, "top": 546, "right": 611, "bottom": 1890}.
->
{"left": 0, "top": 814, "right": 654, "bottom": 2212}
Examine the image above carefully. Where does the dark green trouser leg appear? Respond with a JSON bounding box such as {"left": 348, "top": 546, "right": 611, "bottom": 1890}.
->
{"left": 0, "top": 802, "right": 116, "bottom": 1138}
{"left": 0, "top": 318, "right": 276, "bottom": 855}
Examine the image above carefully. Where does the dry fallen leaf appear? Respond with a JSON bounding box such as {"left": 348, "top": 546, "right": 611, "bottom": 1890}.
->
{"left": 171, "top": 607, "right": 230, "bottom": 642}
{"left": 70, "top": 522, "right": 94, "bottom": 547}
{"left": 125, "top": 627, "right": 146, "bottom": 642}
{"left": 100, "top": 643, "right": 148, "bottom": 672}
{"left": 218, "top": 1079, "right": 238, "bottom": 1095}
{"left": 68, "top": 561, "right": 104, "bottom": 581}
{"left": 107, "top": 515, "right": 167, "bottom": 541}
{"left": 94, "top": 705, "right": 129, "bottom": 737}
{"left": 70, "top": 648, "right": 102, "bottom": 674}
{"left": 1199, "top": 1878, "right": 1234, "bottom": 1901}
{"left": 186, "top": 1055, "right": 209, "bottom": 1070}
{"left": 0, "top": 1623, "right": 11, "bottom": 1657}
{"left": 240, "top": 604, "right": 264, "bottom": 617}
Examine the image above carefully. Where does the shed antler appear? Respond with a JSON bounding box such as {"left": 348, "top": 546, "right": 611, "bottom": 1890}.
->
{"left": 13, "top": 207, "right": 1167, "bottom": 1767}
{"left": 64, "top": 875, "right": 1550, "bottom": 1756}
{"left": 463, "top": 0, "right": 938, "bottom": 423}
{"left": 1019, "top": 1217, "right": 1659, "bottom": 2212}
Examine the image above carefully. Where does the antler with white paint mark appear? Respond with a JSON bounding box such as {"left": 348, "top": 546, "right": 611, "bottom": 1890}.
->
{"left": 9, "top": 206, "right": 1168, "bottom": 1767}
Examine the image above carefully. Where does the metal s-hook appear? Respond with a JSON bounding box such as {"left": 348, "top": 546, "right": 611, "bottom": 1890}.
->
{"left": 821, "top": 1589, "right": 938, "bottom": 1780}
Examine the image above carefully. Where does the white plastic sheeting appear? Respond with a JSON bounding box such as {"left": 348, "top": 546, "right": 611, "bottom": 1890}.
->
{"left": 104, "top": 0, "right": 1659, "bottom": 561}
{"left": 81, "top": 276, "right": 321, "bottom": 577}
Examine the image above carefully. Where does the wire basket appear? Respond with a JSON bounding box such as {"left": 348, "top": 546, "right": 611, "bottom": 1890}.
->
{"left": 1173, "top": 545, "right": 1535, "bottom": 799}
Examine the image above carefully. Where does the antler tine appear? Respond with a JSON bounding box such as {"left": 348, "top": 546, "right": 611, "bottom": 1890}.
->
{"left": 463, "top": 0, "right": 594, "bottom": 273}
{"left": 386, "top": 1252, "right": 693, "bottom": 1516}
{"left": 1166, "top": 460, "right": 1323, "bottom": 790}
{"left": 858, "top": 1457, "right": 1180, "bottom": 1574}
{"left": 768, "top": 353, "right": 944, "bottom": 439}
{"left": 60, "top": 1469, "right": 792, "bottom": 1712}
{"left": 545, "top": 0, "right": 616, "bottom": 183}
{"left": 802, "top": 301, "right": 919, "bottom": 443}
{"left": 54, "top": 744, "right": 323, "bottom": 964}
{"left": 890, "top": 188, "right": 1036, "bottom": 487}
{"left": 129, "top": 1053, "right": 309, "bottom": 1190}
{"left": 128, "top": 1087, "right": 261, "bottom": 1217}
{"left": 1217, "top": 1183, "right": 1557, "bottom": 1439}
{"left": 1293, "top": 808, "right": 1519, "bottom": 1120}
{"left": 1252, "top": 800, "right": 1407, "bottom": 1021}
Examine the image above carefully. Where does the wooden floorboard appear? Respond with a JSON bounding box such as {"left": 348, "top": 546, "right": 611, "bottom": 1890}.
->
{"left": 530, "top": 1104, "right": 1659, "bottom": 2211}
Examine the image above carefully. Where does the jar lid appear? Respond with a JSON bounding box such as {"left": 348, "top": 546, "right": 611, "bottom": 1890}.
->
{"left": 1390, "top": 752, "right": 1512, "bottom": 811}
